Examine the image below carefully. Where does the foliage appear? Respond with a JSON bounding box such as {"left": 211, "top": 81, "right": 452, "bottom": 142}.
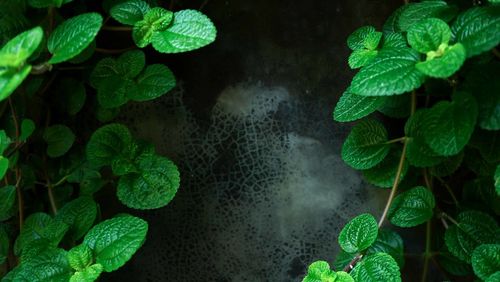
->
{"left": 306, "top": 0, "right": 500, "bottom": 281}
{"left": 0, "top": 0, "right": 216, "bottom": 280}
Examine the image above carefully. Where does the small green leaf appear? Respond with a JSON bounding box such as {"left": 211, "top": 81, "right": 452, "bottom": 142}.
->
{"left": 388, "top": 186, "right": 435, "bottom": 227}
{"left": 0, "top": 156, "right": 9, "bottom": 180}
{"left": 19, "top": 118, "right": 35, "bottom": 142}
{"left": 338, "top": 213, "right": 378, "bottom": 253}
{"left": 0, "top": 65, "right": 32, "bottom": 102}
{"left": 334, "top": 91, "right": 386, "bottom": 122}
{"left": 302, "top": 261, "right": 354, "bottom": 282}
{"left": 351, "top": 253, "right": 401, "bottom": 282}
{"left": 472, "top": 244, "right": 500, "bottom": 281}
{"left": 151, "top": 9, "right": 217, "bottom": 53}
{"left": 445, "top": 211, "right": 500, "bottom": 263}
{"left": 341, "top": 119, "right": 390, "bottom": 170}
{"left": 0, "top": 130, "right": 10, "bottom": 154}
{"left": 56, "top": 197, "right": 97, "bottom": 241}
{"left": 0, "top": 185, "right": 16, "bottom": 220}
{"left": 347, "top": 26, "right": 381, "bottom": 51}
{"left": 86, "top": 123, "right": 133, "bottom": 169}
{"left": 110, "top": 0, "right": 150, "bottom": 25}
{"left": 451, "top": 6, "right": 500, "bottom": 57}
{"left": 0, "top": 26, "right": 43, "bottom": 68}
{"left": 407, "top": 18, "right": 451, "bottom": 53}
{"left": 423, "top": 92, "right": 478, "bottom": 156}
{"left": 83, "top": 215, "right": 148, "bottom": 272}
{"left": 70, "top": 264, "right": 103, "bottom": 282}
{"left": 48, "top": 13, "right": 103, "bottom": 64}
{"left": 0, "top": 226, "right": 9, "bottom": 264}
{"left": 117, "top": 154, "right": 180, "bottom": 209}
{"left": 350, "top": 48, "right": 425, "bottom": 97}
{"left": 133, "top": 7, "right": 173, "bottom": 48}
{"left": 131, "top": 64, "right": 176, "bottom": 101}
{"left": 43, "top": 125, "right": 75, "bottom": 158}
{"left": 68, "top": 244, "right": 93, "bottom": 271}
{"left": 348, "top": 49, "right": 378, "bottom": 69}
{"left": 397, "top": 1, "right": 458, "bottom": 32}
{"left": 416, "top": 43, "right": 466, "bottom": 78}
{"left": 363, "top": 147, "right": 409, "bottom": 188}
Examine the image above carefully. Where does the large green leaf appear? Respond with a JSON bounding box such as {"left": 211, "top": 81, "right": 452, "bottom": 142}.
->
{"left": 416, "top": 43, "right": 466, "bottom": 78}
{"left": 0, "top": 65, "right": 31, "bottom": 101}
{"left": 423, "top": 92, "right": 478, "bottom": 156}
{"left": 0, "top": 185, "right": 16, "bottom": 220}
{"left": 67, "top": 244, "right": 93, "bottom": 271}
{"left": 132, "top": 7, "right": 173, "bottom": 48}
{"left": 451, "top": 6, "right": 500, "bottom": 57}
{"left": 43, "top": 125, "right": 75, "bottom": 158}
{"left": 117, "top": 154, "right": 180, "bottom": 209}
{"left": 487, "top": 272, "right": 500, "bottom": 282}
{"left": 351, "top": 253, "right": 401, "bottom": 282}
{"left": 341, "top": 119, "right": 390, "bottom": 170}
{"left": 86, "top": 123, "right": 133, "bottom": 169}
{"left": 388, "top": 186, "right": 435, "bottom": 227}
{"left": 6, "top": 248, "right": 72, "bottom": 282}
{"left": 55, "top": 197, "right": 97, "bottom": 241}
{"left": 83, "top": 215, "right": 148, "bottom": 272}
{"left": 110, "top": 0, "right": 150, "bottom": 25}
{"left": 151, "top": 9, "right": 217, "bottom": 53}
{"left": 407, "top": 18, "right": 451, "bottom": 54}
{"left": 48, "top": 13, "right": 103, "bottom": 64}
{"left": 397, "top": 1, "right": 458, "bottom": 32}
{"left": 333, "top": 91, "right": 386, "bottom": 122}
{"left": 0, "top": 26, "right": 43, "bottom": 68}
{"left": 131, "top": 64, "right": 176, "bottom": 101}
{"left": 338, "top": 213, "right": 378, "bottom": 253}
{"left": 471, "top": 244, "right": 500, "bottom": 281}
{"left": 350, "top": 48, "right": 425, "bottom": 97}
{"left": 362, "top": 147, "right": 409, "bottom": 189}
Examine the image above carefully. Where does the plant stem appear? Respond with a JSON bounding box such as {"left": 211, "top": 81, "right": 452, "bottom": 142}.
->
{"left": 30, "top": 62, "right": 53, "bottom": 75}
{"left": 101, "top": 25, "right": 132, "bottom": 31}
{"left": 47, "top": 185, "right": 58, "bottom": 215}
{"left": 8, "top": 98, "right": 24, "bottom": 230}
{"left": 421, "top": 213, "right": 432, "bottom": 282}
{"left": 95, "top": 46, "right": 136, "bottom": 54}
{"left": 441, "top": 212, "right": 459, "bottom": 226}
{"left": 384, "top": 136, "right": 407, "bottom": 145}
{"left": 342, "top": 253, "right": 364, "bottom": 272}
{"left": 436, "top": 177, "right": 459, "bottom": 206}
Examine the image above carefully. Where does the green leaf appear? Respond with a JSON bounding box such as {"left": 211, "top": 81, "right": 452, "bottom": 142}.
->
{"left": 382, "top": 33, "right": 407, "bottom": 49}
{"left": 416, "top": 43, "right": 466, "bottom": 78}
{"left": 0, "top": 185, "right": 16, "bottom": 220}
{"left": 151, "top": 9, "right": 217, "bottom": 53}
{"left": 451, "top": 6, "right": 500, "bottom": 57}
{"left": 350, "top": 48, "right": 425, "bottom": 97}
{"left": 495, "top": 165, "right": 500, "bottom": 196}
{"left": 0, "top": 65, "right": 32, "bottom": 102}
{"left": 20, "top": 118, "right": 35, "bottom": 142}
{"left": 302, "top": 261, "right": 354, "bottom": 282}
{"left": 347, "top": 26, "right": 381, "bottom": 51}
{"left": 397, "top": 1, "right": 458, "bottom": 32}
{"left": 0, "top": 156, "right": 9, "bottom": 180}
{"left": 43, "top": 125, "right": 75, "bottom": 158}
{"left": 55, "top": 197, "right": 97, "bottom": 241}
{"left": 407, "top": 18, "right": 451, "bottom": 53}
{"left": 348, "top": 49, "right": 378, "bottom": 69}
{"left": 7, "top": 248, "right": 72, "bottom": 281}
{"left": 423, "top": 92, "right": 478, "bottom": 156}
{"left": 351, "top": 253, "right": 401, "bottom": 282}
{"left": 14, "top": 212, "right": 69, "bottom": 256}
{"left": 0, "top": 130, "right": 10, "bottom": 154}
{"left": 28, "top": 0, "right": 72, "bottom": 8}
{"left": 363, "top": 147, "right": 409, "bottom": 188}
{"left": 0, "top": 226, "right": 8, "bottom": 264}
{"left": 70, "top": 264, "right": 103, "bottom": 282}
{"left": 429, "top": 151, "right": 463, "bottom": 177}
{"left": 405, "top": 109, "right": 444, "bottom": 167}
{"left": 487, "top": 272, "right": 500, "bottom": 282}
{"left": 110, "top": 0, "right": 150, "bottom": 25}
{"left": 68, "top": 244, "right": 93, "bottom": 271}
{"left": 472, "top": 244, "right": 500, "bottom": 280}
{"left": 56, "top": 78, "right": 86, "bottom": 115}
{"left": 388, "top": 186, "right": 435, "bottom": 227}
{"left": 338, "top": 213, "right": 378, "bottom": 253}
{"left": 0, "top": 26, "right": 43, "bottom": 68}
{"left": 48, "top": 13, "right": 103, "bottom": 64}
{"left": 86, "top": 123, "right": 133, "bottom": 169}
{"left": 133, "top": 7, "right": 174, "bottom": 48}
{"left": 83, "top": 215, "right": 148, "bottom": 272}
{"left": 117, "top": 154, "right": 180, "bottom": 209}
{"left": 334, "top": 91, "right": 386, "bottom": 122}
{"left": 341, "top": 119, "right": 390, "bottom": 170}
{"left": 131, "top": 64, "right": 176, "bottom": 101}
{"left": 445, "top": 211, "right": 500, "bottom": 263}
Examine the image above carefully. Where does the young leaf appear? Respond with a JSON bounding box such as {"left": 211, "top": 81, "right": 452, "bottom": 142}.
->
{"left": 110, "top": 0, "right": 150, "bottom": 25}
{"left": 133, "top": 7, "right": 174, "bottom": 48}
{"left": 131, "top": 64, "right": 176, "bottom": 101}
{"left": 0, "top": 64, "right": 32, "bottom": 101}
{"left": 445, "top": 211, "right": 500, "bottom": 263}
{"left": 302, "top": 261, "right": 354, "bottom": 282}
{"left": 338, "top": 213, "right": 378, "bottom": 253}
{"left": 334, "top": 91, "right": 386, "bottom": 122}
{"left": 48, "top": 13, "right": 103, "bottom": 64}
{"left": 70, "top": 263, "right": 103, "bottom": 282}
{"left": 117, "top": 154, "right": 180, "bottom": 209}
{"left": 388, "top": 186, "right": 435, "bottom": 227}
{"left": 350, "top": 48, "right": 425, "bottom": 97}
{"left": 0, "top": 185, "right": 16, "bottom": 220}
{"left": 407, "top": 18, "right": 451, "bottom": 53}
{"left": 416, "top": 43, "right": 466, "bottom": 78}
{"left": 471, "top": 244, "right": 500, "bottom": 281}
{"left": 423, "top": 92, "right": 478, "bottom": 156}
{"left": 55, "top": 197, "right": 97, "bottom": 241}
{"left": 86, "top": 123, "right": 133, "bottom": 169}
{"left": 0, "top": 226, "right": 8, "bottom": 264}
{"left": 347, "top": 26, "right": 381, "bottom": 51}
{"left": 20, "top": 118, "right": 35, "bottom": 142}
{"left": 351, "top": 253, "right": 401, "bottom": 282}
{"left": 43, "top": 125, "right": 75, "bottom": 158}
{"left": 363, "top": 147, "right": 409, "bottom": 188}
{"left": 397, "top": 1, "right": 458, "bottom": 32}
{"left": 0, "top": 26, "right": 43, "bottom": 68}
{"left": 151, "top": 9, "right": 217, "bottom": 53}
{"left": 348, "top": 49, "right": 378, "bottom": 69}
{"left": 341, "top": 119, "right": 390, "bottom": 170}
{"left": 382, "top": 33, "right": 407, "bottom": 49}
{"left": 83, "top": 215, "right": 148, "bottom": 272}
{"left": 68, "top": 244, "right": 93, "bottom": 271}
{"left": 451, "top": 6, "right": 500, "bottom": 57}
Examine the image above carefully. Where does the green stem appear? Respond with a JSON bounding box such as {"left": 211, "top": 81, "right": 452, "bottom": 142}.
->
{"left": 47, "top": 185, "right": 58, "bottom": 215}
{"left": 421, "top": 211, "right": 432, "bottom": 282}
{"left": 384, "top": 137, "right": 407, "bottom": 145}
{"left": 436, "top": 177, "right": 459, "bottom": 206}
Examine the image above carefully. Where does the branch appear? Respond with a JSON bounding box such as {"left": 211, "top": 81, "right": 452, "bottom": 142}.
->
{"left": 342, "top": 254, "right": 364, "bottom": 273}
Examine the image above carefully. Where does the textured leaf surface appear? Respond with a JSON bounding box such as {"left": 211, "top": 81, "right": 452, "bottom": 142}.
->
{"left": 110, "top": 0, "right": 150, "bottom": 25}
{"left": 471, "top": 244, "right": 500, "bottom": 281}
{"left": 0, "top": 185, "right": 16, "bottom": 220}
{"left": 48, "top": 13, "right": 103, "bottom": 64}
{"left": 83, "top": 215, "right": 148, "bottom": 272}
{"left": 341, "top": 119, "right": 389, "bottom": 170}
{"left": 407, "top": 18, "right": 451, "bottom": 53}
{"left": 56, "top": 197, "right": 97, "bottom": 241}
{"left": 68, "top": 244, "right": 93, "bottom": 271}
{"left": 437, "top": 251, "right": 473, "bottom": 276}
{"left": 0, "top": 26, "right": 43, "bottom": 67}
{"left": 70, "top": 264, "right": 103, "bottom": 282}
{"left": 333, "top": 91, "right": 386, "bottom": 122}
{"left": 43, "top": 125, "right": 75, "bottom": 158}
{"left": 338, "top": 213, "right": 378, "bottom": 253}
{"left": 151, "top": 9, "right": 216, "bottom": 53}
{"left": 350, "top": 48, "right": 425, "bottom": 97}
{"left": 0, "top": 65, "right": 31, "bottom": 101}
{"left": 132, "top": 7, "right": 174, "bottom": 47}
{"left": 405, "top": 109, "right": 444, "bottom": 167}
{"left": 131, "top": 64, "right": 176, "bottom": 101}
{"left": 348, "top": 49, "right": 378, "bottom": 69}
{"left": 86, "top": 123, "right": 132, "bottom": 169}
{"left": 416, "top": 43, "right": 466, "bottom": 78}
{"left": 351, "top": 253, "right": 401, "bottom": 282}
{"left": 398, "top": 1, "right": 457, "bottom": 32}
{"left": 429, "top": 151, "right": 463, "bottom": 177}
{"left": 388, "top": 186, "right": 435, "bottom": 227}
{"left": 8, "top": 248, "right": 72, "bottom": 282}
{"left": 302, "top": 261, "right": 354, "bottom": 282}
{"left": 347, "top": 26, "right": 381, "bottom": 51}
{"left": 363, "top": 147, "right": 409, "bottom": 188}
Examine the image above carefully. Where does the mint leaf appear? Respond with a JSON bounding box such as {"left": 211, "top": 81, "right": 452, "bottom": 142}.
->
{"left": 7, "top": 248, "right": 72, "bottom": 281}
{"left": 0, "top": 185, "right": 16, "bottom": 220}
{"left": 43, "top": 125, "right": 75, "bottom": 158}
{"left": 407, "top": 18, "right": 451, "bottom": 53}
{"left": 429, "top": 151, "right": 463, "bottom": 177}
{"left": 416, "top": 43, "right": 466, "bottom": 78}
{"left": 117, "top": 154, "right": 180, "bottom": 209}
{"left": 0, "top": 64, "right": 31, "bottom": 101}
{"left": 0, "top": 26, "right": 43, "bottom": 68}
{"left": 341, "top": 119, "right": 390, "bottom": 170}
{"left": 347, "top": 26, "right": 381, "bottom": 51}
{"left": 302, "top": 261, "right": 354, "bottom": 282}
{"left": 363, "top": 147, "right": 409, "bottom": 188}
{"left": 451, "top": 6, "right": 500, "bottom": 57}
{"left": 338, "top": 213, "right": 378, "bottom": 253}
{"left": 151, "top": 9, "right": 217, "bottom": 53}
{"left": 68, "top": 244, "right": 93, "bottom": 271}
{"left": 48, "top": 13, "right": 103, "bottom": 64}
{"left": 471, "top": 244, "right": 500, "bottom": 281}
{"left": 110, "top": 0, "right": 150, "bottom": 25}
{"left": 0, "top": 130, "right": 10, "bottom": 154}
{"left": 348, "top": 49, "right": 378, "bottom": 69}
{"left": 83, "top": 215, "right": 148, "bottom": 272}
{"left": 132, "top": 7, "right": 173, "bottom": 47}
{"left": 334, "top": 91, "right": 386, "bottom": 122}
{"left": 131, "top": 64, "right": 176, "bottom": 101}
{"left": 20, "top": 118, "right": 35, "bottom": 142}
{"left": 388, "top": 186, "right": 435, "bottom": 227}
{"left": 367, "top": 229, "right": 405, "bottom": 268}
{"left": 86, "top": 123, "right": 133, "bottom": 169}
{"left": 350, "top": 48, "right": 425, "bottom": 97}
{"left": 488, "top": 272, "right": 500, "bottom": 282}
{"left": 382, "top": 33, "right": 407, "bottom": 49}
{"left": 70, "top": 264, "right": 103, "bottom": 282}
{"left": 0, "top": 226, "right": 8, "bottom": 264}
{"left": 351, "top": 253, "right": 401, "bottom": 282}
{"left": 56, "top": 197, "right": 97, "bottom": 241}
{"left": 397, "top": 1, "right": 458, "bottom": 32}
